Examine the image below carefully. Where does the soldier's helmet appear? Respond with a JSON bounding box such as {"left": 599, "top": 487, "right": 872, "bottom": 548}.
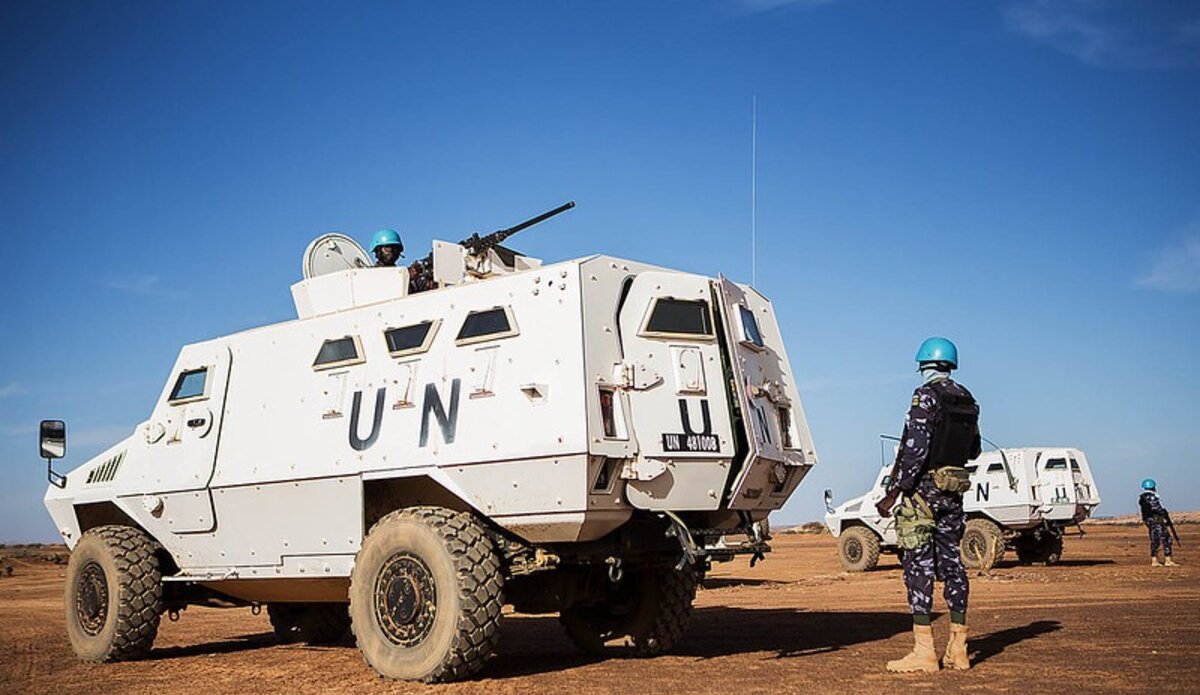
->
{"left": 1142, "top": 478, "right": 1157, "bottom": 492}
{"left": 915, "top": 337, "right": 958, "bottom": 370}
{"left": 371, "top": 228, "right": 404, "bottom": 255}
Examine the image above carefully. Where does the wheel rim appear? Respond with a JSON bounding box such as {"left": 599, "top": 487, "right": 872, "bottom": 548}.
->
{"left": 845, "top": 538, "right": 863, "bottom": 564}
{"left": 75, "top": 561, "right": 109, "bottom": 636}
{"left": 374, "top": 552, "right": 437, "bottom": 648}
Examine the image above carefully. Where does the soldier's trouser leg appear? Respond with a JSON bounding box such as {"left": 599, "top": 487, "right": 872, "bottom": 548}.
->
{"left": 934, "top": 510, "right": 969, "bottom": 619}
{"left": 1150, "top": 524, "right": 1163, "bottom": 558}
{"left": 1162, "top": 527, "right": 1174, "bottom": 558}
{"left": 901, "top": 542, "right": 935, "bottom": 619}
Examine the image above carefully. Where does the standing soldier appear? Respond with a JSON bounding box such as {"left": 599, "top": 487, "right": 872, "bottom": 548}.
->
{"left": 1139, "top": 479, "right": 1180, "bottom": 567}
{"left": 876, "top": 337, "right": 981, "bottom": 672}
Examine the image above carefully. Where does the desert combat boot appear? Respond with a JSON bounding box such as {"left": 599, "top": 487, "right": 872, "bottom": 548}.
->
{"left": 942, "top": 623, "right": 970, "bottom": 670}
{"left": 1165, "top": 557, "right": 1179, "bottom": 567}
{"left": 886, "top": 624, "right": 939, "bottom": 673}
{"left": 1152, "top": 557, "right": 1163, "bottom": 567}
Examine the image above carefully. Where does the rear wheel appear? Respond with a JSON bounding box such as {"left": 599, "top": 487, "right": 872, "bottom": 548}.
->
{"left": 268, "top": 603, "right": 351, "bottom": 644}
{"left": 1016, "top": 532, "right": 1064, "bottom": 565}
{"left": 64, "top": 525, "right": 163, "bottom": 662}
{"left": 961, "top": 518, "right": 1005, "bottom": 571}
{"left": 837, "top": 527, "right": 881, "bottom": 572}
{"left": 560, "top": 565, "right": 699, "bottom": 657}
{"left": 349, "top": 507, "right": 503, "bottom": 682}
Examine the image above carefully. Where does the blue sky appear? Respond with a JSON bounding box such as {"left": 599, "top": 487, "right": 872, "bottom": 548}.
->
{"left": 2, "top": 1, "right": 1198, "bottom": 541}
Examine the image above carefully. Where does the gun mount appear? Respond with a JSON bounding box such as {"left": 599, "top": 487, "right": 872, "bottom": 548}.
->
{"left": 410, "top": 200, "right": 575, "bottom": 291}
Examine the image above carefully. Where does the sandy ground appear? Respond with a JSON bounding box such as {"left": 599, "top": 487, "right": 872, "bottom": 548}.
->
{"left": 1, "top": 525, "right": 1194, "bottom": 695}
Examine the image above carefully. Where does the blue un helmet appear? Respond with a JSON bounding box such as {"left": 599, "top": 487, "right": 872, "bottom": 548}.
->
{"left": 915, "top": 337, "right": 958, "bottom": 370}
{"left": 370, "top": 229, "right": 404, "bottom": 255}
{"left": 1142, "top": 478, "right": 1157, "bottom": 492}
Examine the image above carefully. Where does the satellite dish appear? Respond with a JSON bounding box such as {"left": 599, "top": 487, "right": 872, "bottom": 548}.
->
{"left": 302, "top": 233, "right": 372, "bottom": 279}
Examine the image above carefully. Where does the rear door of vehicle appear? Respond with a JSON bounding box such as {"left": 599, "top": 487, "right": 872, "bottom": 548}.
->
{"left": 1037, "top": 449, "right": 1077, "bottom": 521}
{"left": 616, "top": 271, "right": 735, "bottom": 510}
{"left": 714, "top": 277, "right": 816, "bottom": 510}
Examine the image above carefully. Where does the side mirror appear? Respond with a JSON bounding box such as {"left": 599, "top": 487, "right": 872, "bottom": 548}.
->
{"left": 823, "top": 488, "right": 834, "bottom": 513}
{"left": 39, "top": 419, "right": 67, "bottom": 488}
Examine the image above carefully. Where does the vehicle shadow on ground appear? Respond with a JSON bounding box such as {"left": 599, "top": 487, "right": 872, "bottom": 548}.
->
{"left": 702, "top": 577, "right": 789, "bottom": 589}
{"left": 150, "top": 631, "right": 281, "bottom": 660}
{"left": 484, "top": 608, "right": 913, "bottom": 679}
{"left": 969, "top": 620, "right": 1062, "bottom": 666}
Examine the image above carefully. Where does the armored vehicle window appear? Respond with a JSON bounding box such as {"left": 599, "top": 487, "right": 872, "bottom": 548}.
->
{"left": 313, "top": 336, "right": 364, "bottom": 370}
{"left": 965, "top": 464, "right": 978, "bottom": 474}
{"left": 986, "top": 463, "right": 1005, "bottom": 473}
{"left": 385, "top": 320, "right": 438, "bottom": 357}
{"left": 1044, "top": 458, "right": 1068, "bottom": 470}
{"left": 738, "top": 305, "right": 765, "bottom": 348}
{"left": 642, "top": 298, "right": 713, "bottom": 338}
{"left": 169, "top": 368, "right": 208, "bottom": 402}
{"left": 456, "top": 307, "right": 518, "bottom": 345}
{"left": 1070, "top": 458, "right": 1081, "bottom": 471}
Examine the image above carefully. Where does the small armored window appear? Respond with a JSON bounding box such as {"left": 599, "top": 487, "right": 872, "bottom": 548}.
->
{"left": 642, "top": 298, "right": 714, "bottom": 339}
{"left": 456, "top": 307, "right": 518, "bottom": 345}
{"left": 1044, "top": 458, "right": 1068, "bottom": 470}
{"left": 964, "top": 464, "right": 978, "bottom": 474}
{"left": 313, "top": 336, "right": 364, "bottom": 370}
{"left": 986, "top": 463, "right": 1005, "bottom": 473}
{"left": 169, "top": 368, "right": 208, "bottom": 403}
{"left": 1070, "top": 458, "right": 1081, "bottom": 472}
{"left": 738, "top": 305, "right": 765, "bottom": 349}
{"left": 385, "top": 320, "right": 439, "bottom": 357}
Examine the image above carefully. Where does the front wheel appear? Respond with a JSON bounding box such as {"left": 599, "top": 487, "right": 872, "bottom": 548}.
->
{"left": 838, "top": 527, "right": 882, "bottom": 572}
{"left": 349, "top": 507, "right": 503, "bottom": 683}
{"left": 560, "top": 565, "right": 699, "bottom": 657}
{"left": 64, "top": 525, "right": 163, "bottom": 662}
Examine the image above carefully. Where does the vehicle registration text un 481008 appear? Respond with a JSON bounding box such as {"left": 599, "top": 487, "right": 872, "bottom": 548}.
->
{"left": 662, "top": 433, "right": 720, "bottom": 453}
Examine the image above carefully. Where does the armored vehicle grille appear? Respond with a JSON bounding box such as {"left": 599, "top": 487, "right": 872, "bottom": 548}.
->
{"left": 85, "top": 451, "right": 125, "bottom": 484}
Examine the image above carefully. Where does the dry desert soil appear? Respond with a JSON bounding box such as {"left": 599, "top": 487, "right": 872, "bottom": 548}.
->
{"left": 1, "top": 525, "right": 1195, "bottom": 694}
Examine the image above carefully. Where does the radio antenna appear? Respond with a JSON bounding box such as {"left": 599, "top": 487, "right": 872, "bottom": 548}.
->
{"left": 751, "top": 95, "right": 757, "bottom": 287}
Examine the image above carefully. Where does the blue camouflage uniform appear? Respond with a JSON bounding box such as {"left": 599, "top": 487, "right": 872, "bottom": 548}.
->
{"left": 1139, "top": 492, "right": 1174, "bottom": 558}
{"left": 893, "top": 377, "right": 981, "bottom": 618}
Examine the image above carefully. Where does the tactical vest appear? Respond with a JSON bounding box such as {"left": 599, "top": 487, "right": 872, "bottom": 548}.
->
{"left": 926, "top": 380, "right": 980, "bottom": 467}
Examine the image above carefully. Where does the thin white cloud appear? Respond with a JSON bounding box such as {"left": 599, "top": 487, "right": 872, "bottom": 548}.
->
{"left": 1005, "top": 0, "right": 1200, "bottom": 69}
{"left": 736, "top": 0, "right": 837, "bottom": 15}
{"left": 1136, "top": 223, "right": 1200, "bottom": 293}
{"left": 0, "top": 383, "right": 20, "bottom": 399}
{"left": 102, "top": 274, "right": 187, "bottom": 298}
{"left": 2, "top": 424, "right": 34, "bottom": 438}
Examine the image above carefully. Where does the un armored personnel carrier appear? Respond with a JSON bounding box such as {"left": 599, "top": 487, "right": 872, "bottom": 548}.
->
{"left": 39, "top": 203, "right": 818, "bottom": 682}
{"left": 823, "top": 441, "right": 1100, "bottom": 572}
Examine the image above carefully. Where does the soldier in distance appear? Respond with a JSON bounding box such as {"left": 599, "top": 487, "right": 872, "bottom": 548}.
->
{"left": 876, "top": 337, "right": 981, "bottom": 673}
{"left": 1139, "top": 479, "right": 1180, "bottom": 567}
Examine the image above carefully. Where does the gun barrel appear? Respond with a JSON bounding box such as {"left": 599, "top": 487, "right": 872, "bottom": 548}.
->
{"left": 488, "top": 200, "right": 575, "bottom": 246}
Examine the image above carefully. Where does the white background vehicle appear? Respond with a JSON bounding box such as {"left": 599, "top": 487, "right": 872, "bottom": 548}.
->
{"left": 39, "top": 215, "right": 818, "bottom": 682}
{"left": 823, "top": 438, "right": 1100, "bottom": 572}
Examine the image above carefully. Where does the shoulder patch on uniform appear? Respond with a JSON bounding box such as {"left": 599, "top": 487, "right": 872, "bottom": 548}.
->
{"left": 912, "top": 395, "right": 920, "bottom": 407}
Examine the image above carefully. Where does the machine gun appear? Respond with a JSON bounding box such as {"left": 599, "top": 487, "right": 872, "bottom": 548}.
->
{"left": 409, "top": 201, "right": 575, "bottom": 292}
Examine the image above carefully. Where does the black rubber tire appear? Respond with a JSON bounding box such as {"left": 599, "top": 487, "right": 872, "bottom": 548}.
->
{"left": 64, "top": 525, "right": 163, "bottom": 662}
{"left": 560, "top": 565, "right": 699, "bottom": 657}
{"left": 837, "top": 527, "right": 882, "bottom": 572}
{"left": 961, "top": 518, "right": 1005, "bottom": 571}
{"left": 269, "top": 603, "right": 351, "bottom": 645}
{"left": 349, "top": 507, "right": 503, "bottom": 683}
{"left": 1016, "top": 533, "right": 1064, "bottom": 565}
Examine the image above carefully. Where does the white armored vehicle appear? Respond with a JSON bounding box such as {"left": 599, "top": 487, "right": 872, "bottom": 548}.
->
{"left": 823, "top": 439, "right": 1100, "bottom": 572}
{"left": 39, "top": 203, "right": 818, "bottom": 682}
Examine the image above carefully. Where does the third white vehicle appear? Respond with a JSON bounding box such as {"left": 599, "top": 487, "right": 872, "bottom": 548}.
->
{"left": 824, "top": 442, "right": 1100, "bottom": 572}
